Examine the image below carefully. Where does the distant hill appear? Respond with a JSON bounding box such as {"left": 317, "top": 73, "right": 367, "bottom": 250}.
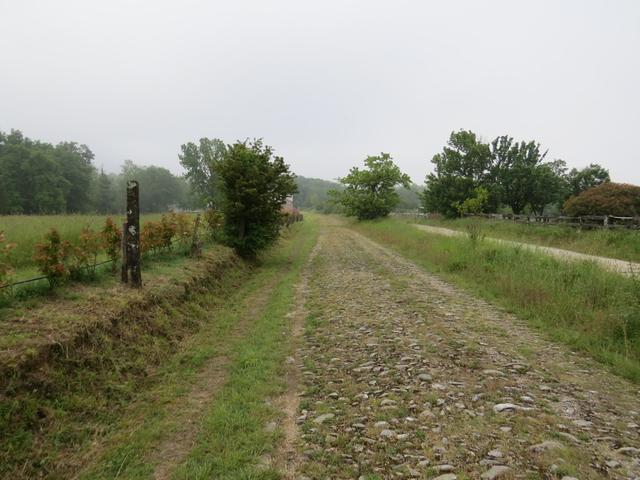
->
{"left": 293, "top": 176, "right": 342, "bottom": 212}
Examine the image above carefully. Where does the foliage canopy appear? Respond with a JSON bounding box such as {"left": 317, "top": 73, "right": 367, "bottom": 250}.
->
{"left": 564, "top": 183, "right": 640, "bottom": 217}
{"left": 214, "top": 140, "right": 297, "bottom": 257}
{"left": 330, "top": 153, "right": 411, "bottom": 220}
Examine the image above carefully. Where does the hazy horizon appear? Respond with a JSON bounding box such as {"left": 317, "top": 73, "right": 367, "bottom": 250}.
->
{"left": 1, "top": 0, "right": 639, "bottom": 184}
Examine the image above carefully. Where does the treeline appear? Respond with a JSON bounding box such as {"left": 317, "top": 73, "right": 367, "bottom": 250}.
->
{"left": 0, "top": 130, "right": 196, "bottom": 215}
{"left": 422, "top": 130, "right": 611, "bottom": 217}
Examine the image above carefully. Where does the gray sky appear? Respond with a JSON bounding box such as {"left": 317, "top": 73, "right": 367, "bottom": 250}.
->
{"left": 1, "top": 0, "right": 639, "bottom": 184}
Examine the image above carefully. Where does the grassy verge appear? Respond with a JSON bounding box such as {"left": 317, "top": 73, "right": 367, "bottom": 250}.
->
{"left": 172, "top": 217, "right": 318, "bottom": 479}
{"left": 352, "top": 217, "right": 640, "bottom": 382}
{"left": 75, "top": 216, "right": 318, "bottom": 479}
{"left": 0, "top": 216, "right": 318, "bottom": 479}
{"left": 416, "top": 216, "right": 640, "bottom": 263}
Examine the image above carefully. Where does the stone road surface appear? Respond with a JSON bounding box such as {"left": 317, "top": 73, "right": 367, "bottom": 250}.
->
{"left": 286, "top": 218, "right": 640, "bottom": 480}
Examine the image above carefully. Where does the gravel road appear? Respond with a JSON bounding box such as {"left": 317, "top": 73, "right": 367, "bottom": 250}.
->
{"left": 286, "top": 219, "right": 640, "bottom": 479}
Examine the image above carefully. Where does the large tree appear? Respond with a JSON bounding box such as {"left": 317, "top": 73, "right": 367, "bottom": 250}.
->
{"left": 421, "top": 130, "right": 493, "bottom": 217}
{"left": 214, "top": 139, "right": 297, "bottom": 257}
{"left": 117, "top": 160, "right": 189, "bottom": 213}
{"left": 331, "top": 153, "right": 411, "bottom": 220}
{"left": 566, "top": 164, "right": 610, "bottom": 198}
{"left": 179, "top": 138, "right": 226, "bottom": 207}
{"left": 0, "top": 130, "right": 70, "bottom": 214}
{"left": 491, "top": 137, "right": 555, "bottom": 214}
{"left": 54, "top": 142, "right": 96, "bottom": 212}
{"left": 528, "top": 159, "right": 568, "bottom": 215}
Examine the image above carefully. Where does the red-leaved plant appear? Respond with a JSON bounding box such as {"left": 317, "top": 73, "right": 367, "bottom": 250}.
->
{"left": 33, "top": 228, "right": 69, "bottom": 288}
{"left": 102, "top": 218, "right": 122, "bottom": 273}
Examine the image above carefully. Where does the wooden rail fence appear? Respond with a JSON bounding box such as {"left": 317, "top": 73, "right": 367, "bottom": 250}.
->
{"left": 393, "top": 212, "right": 640, "bottom": 230}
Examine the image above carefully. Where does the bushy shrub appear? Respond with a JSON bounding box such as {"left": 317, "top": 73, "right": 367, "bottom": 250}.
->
{"left": 0, "top": 231, "right": 16, "bottom": 290}
{"left": 215, "top": 140, "right": 297, "bottom": 257}
{"left": 159, "top": 214, "right": 178, "bottom": 251}
{"left": 33, "top": 228, "right": 69, "bottom": 288}
{"left": 70, "top": 227, "right": 101, "bottom": 279}
{"left": 171, "top": 211, "right": 193, "bottom": 247}
{"left": 564, "top": 182, "right": 640, "bottom": 216}
{"left": 203, "top": 208, "right": 224, "bottom": 241}
{"left": 101, "top": 218, "right": 122, "bottom": 273}
{"left": 141, "top": 221, "right": 163, "bottom": 254}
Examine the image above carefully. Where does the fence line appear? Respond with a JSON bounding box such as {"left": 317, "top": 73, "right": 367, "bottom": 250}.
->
{"left": 1, "top": 212, "right": 304, "bottom": 292}
{"left": 0, "top": 236, "right": 195, "bottom": 291}
{"left": 393, "top": 212, "right": 640, "bottom": 230}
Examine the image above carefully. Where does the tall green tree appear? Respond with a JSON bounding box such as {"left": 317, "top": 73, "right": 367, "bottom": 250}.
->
{"left": 0, "top": 130, "right": 70, "bottom": 214}
{"left": 54, "top": 142, "right": 96, "bottom": 212}
{"left": 117, "top": 160, "right": 188, "bottom": 213}
{"left": 566, "top": 164, "right": 610, "bottom": 198}
{"left": 491, "top": 137, "right": 551, "bottom": 214}
{"left": 421, "top": 130, "right": 493, "bottom": 217}
{"left": 330, "top": 153, "right": 411, "bottom": 220}
{"left": 528, "top": 159, "right": 568, "bottom": 215}
{"left": 214, "top": 139, "right": 297, "bottom": 257}
{"left": 96, "top": 168, "right": 115, "bottom": 213}
{"left": 179, "top": 138, "right": 226, "bottom": 206}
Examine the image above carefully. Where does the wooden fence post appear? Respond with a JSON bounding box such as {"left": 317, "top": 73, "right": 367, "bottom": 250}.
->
{"left": 125, "top": 180, "right": 142, "bottom": 288}
{"left": 121, "top": 221, "right": 128, "bottom": 283}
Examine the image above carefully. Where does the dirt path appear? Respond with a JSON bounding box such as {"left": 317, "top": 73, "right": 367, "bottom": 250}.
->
{"left": 287, "top": 219, "right": 640, "bottom": 479}
{"left": 413, "top": 224, "right": 640, "bottom": 277}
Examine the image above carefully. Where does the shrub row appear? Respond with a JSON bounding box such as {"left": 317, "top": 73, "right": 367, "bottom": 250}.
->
{"left": 2, "top": 212, "right": 210, "bottom": 290}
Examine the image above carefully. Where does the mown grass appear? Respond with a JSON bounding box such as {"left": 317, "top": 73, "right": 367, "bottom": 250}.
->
{"left": 353, "top": 217, "right": 640, "bottom": 382}
{"left": 417, "top": 216, "right": 640, "bottom": 263}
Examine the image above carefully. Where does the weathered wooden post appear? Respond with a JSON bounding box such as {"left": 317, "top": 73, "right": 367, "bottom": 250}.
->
{"left": 121, "top": 221, "right": 128, "bottom": 283}
{"left": 125, "top": 180, "right": 142, "bottom": 287}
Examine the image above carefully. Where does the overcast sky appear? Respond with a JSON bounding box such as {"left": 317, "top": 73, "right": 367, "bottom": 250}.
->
{"left": 1, "top": 0, "right": 639, "bottom": 184}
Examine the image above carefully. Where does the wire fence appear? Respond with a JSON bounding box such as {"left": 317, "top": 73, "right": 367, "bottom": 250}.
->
{"left": 1, "top": 211, "right": 304, "bottom": 292}
{"left": 0, "top": 237, "right": 195, "bottom": 291}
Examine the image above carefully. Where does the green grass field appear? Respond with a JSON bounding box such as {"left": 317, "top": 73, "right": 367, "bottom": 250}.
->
{"left": 0, "top": 213, "right": 179, "bottom": 280}
{"left": 417, "top": 216, "right": 640, "bottom": 263}
{"left": 354, "top": 217, "right": 640, "bottom": 382}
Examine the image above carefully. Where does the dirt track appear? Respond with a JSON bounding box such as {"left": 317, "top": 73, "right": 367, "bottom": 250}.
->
{"left": 413, "top": 224, "right": 640, "bottom": 277}
{"left": 284, "top": 218, "right": 640, "bottom": 479}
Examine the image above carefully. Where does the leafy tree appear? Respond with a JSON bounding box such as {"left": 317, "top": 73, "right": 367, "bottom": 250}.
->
{"left": 422, "top": 130, "right": 493, "bottom": 217}
{"left": 330, "top": 153, "right": 411, "bottom": 220}
{"left": 54, "top": 142, "right": 96, "bottom": 212}
{"left": 528, "top": 159, "right": 568, "bottom": 215}
{"left": 179, "top": 138, "right": 226, "bottom": 206}
{"left": 0, "top": 130, "right": 70, "bottom": 214}
{"left": 117, "top": 160, "right": 189, "bottom": 213}
{"left": 566, "top": 164, "right": 610, "bottom": 198}
{"left": 564, "top": 183, "right": 640, "bottom": 216}
{"left": 214, "top": 139, "right": 297, "bottom": 257}
{"left": 490, "top": 137, "right": 568, "bottom": 215}
{"left": 455, "top": 186, "right": 490, "bottom": 215}
{"left": 96, "top": 168, "right": 115, "bottom": 213}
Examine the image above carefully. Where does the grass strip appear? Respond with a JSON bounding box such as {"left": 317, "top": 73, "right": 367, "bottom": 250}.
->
{"left": 417, "top": 216, "right": 640, "bottom": 263}
{"left": 353, "top": 217, "right": 640, "bottom": 382}
{"left": 172, "top": 217, "right": 318, "bottom": 479}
